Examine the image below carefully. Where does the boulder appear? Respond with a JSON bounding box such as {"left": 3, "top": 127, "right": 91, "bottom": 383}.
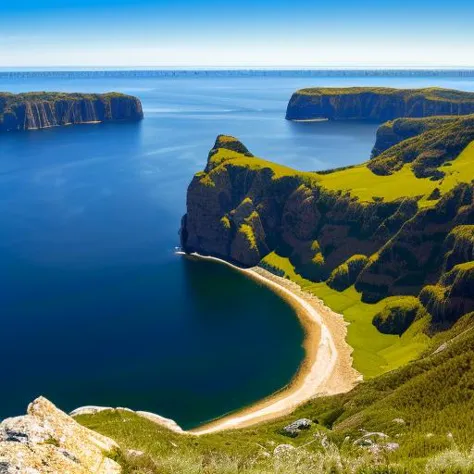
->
{"left": 281, "top": 418, "right": 312, "bottom": 437}
{"left": 273, "top": 444, "right": 295, "bottom": 456}
{"left": 0, "top": 397, "right": 122, "bottom": 474}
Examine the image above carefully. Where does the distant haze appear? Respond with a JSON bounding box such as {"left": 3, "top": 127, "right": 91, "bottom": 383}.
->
{"left": 1, "top": 0, "right": 473, "bottom": 68}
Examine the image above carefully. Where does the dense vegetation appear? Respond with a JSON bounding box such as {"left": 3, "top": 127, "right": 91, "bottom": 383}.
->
{"left": 368, "top": 115, "right": 474, "bottom": 178}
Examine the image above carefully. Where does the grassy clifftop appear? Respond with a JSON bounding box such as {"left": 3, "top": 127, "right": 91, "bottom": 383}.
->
{"left": 292, "top": 87, "right": 474, "bottom": 101}
{"left": 285, "top": 87, "right": 474, "bottom": 122}
{"left": 181, "top": 127, "right": 474, "bottom": 378}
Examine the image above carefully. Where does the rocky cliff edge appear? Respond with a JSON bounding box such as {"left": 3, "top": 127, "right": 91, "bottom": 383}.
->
{"left": 0, "top": 397, "right": 122, "bottom": 474}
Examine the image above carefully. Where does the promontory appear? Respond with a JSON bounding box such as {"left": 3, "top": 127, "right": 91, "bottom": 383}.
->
{"left": 181, "top": 104, "right": 474, "bottom": 345}
{"left": 0, "top": 92, "right": 143, "bottom": 132}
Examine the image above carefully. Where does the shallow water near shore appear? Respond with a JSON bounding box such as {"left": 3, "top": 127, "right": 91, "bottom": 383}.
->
{"left": 1, "top": 74, "right": 474, "bottom": 428}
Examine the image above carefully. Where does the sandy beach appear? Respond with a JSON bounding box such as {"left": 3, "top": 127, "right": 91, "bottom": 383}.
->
{"left": 186, "top": 253, "right": 361, "bottom": 435}
{"left": 72, "top": 252, "right": 360, "bottom": 435}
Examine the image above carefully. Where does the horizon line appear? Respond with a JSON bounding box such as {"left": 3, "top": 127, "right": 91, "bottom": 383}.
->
{"left": 2, "top": 66, "right": 474, "bottom": 71}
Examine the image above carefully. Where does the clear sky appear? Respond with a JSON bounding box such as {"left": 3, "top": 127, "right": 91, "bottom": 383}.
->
{"left": 1, "top": 0, "right": 473, "bottom": 68}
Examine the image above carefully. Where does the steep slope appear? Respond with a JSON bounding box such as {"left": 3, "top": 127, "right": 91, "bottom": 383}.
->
{"left": 76, "top": 317, "right": 474, "bottom": 473}
{"left": 371, "top": 115, "right": 461, "bottom": 156}
{"left": 368, "top": 114, "right": 474, "bottom": 178}
{"left": 181, "top": 131, "right": 474, "bottom": 347}
{"left": 0, "top": 92, "right": 143, "bottom": 131}
{"left": 285, "top": 87, "right": 474, "bottom": 122}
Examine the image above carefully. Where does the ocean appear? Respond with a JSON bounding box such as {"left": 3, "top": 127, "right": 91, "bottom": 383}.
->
{"left": 1, "top": 73, "right": 473, "bottom": 428}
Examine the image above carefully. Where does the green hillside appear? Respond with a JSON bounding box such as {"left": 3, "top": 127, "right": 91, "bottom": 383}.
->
{"left": 79, "top": 92, "right": 474, "bottom": 473}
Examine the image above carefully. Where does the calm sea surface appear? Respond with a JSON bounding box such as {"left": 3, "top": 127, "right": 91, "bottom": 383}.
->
{"left": 1, "top": 74, "right": 473, "bottom": 428}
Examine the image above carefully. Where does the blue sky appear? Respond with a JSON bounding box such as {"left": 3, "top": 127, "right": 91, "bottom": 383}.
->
{"left": 1, "top": 0, "right": 473, "bottom": 67}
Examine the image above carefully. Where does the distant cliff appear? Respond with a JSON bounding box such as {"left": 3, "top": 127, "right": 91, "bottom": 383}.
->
{"left": 181, "top": 131, "right": 474, "bottom": 334}
{"left": 285, "top": 87, "right": 474, "bottom": 122}
{"left": 0, "top": 92, "right": 143, "bottom": 132}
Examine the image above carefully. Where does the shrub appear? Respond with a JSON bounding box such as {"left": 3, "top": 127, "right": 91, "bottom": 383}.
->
{"left": 372, "top": 296, "right": 424, "bottom": 335}
{"left": 327, "top": 255, "right": 369, "bottom": 291}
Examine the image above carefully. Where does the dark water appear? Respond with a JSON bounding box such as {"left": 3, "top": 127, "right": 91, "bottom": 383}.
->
{"left": 1, "top": 75, "right": 474, "bottom": 428}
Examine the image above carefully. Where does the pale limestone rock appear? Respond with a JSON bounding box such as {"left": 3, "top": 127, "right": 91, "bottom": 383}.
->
{"left": 71, "top": 405, "right": 183, "bottom": 434}
{"left": 273, "top": 444, "right": 295, "bottom": 456}
{"left": 135, "top": 411, "right": 184, "bottom": 433}
{"left": 0, "top": 397, "right": 122, "bottom": 474}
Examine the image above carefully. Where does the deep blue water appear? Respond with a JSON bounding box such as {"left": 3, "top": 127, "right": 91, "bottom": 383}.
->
{"left": 1, "top": 74, "right": 474, "bottom": 428}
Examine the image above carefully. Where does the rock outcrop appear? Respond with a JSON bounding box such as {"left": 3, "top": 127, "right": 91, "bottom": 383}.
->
{"left": 0, "top": 92, "right": 143, "bottom": 132}
{"left": 285, "top": 87, "right": 474, "bottom": 122}
{"left": 181, "top": 127, "right": 474, "bottom": 332}
{"left": 281, "top": 418, "right": 313, "bottom": 437}
{"left": 0, "top": 397, "right": 122, "bottom": 474}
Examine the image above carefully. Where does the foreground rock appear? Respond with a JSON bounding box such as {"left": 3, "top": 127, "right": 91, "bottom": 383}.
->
{"left": 0, "top": 92, "right": 143, "bottom": 132}
{"left": 281, "top": 418, "right": 313, "bottom": 437}
{"left": 0, "top": 397, "right": 122, "bottom": 474}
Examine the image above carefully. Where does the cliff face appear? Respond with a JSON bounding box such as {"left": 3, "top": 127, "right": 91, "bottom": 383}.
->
{"left": 285, "top": 87, "right": 474, "bottom": 122}
{"left": 0, "top": 397, "right": 122, "bottom": 474}
{"left": 0, "top": 92, "right": 143, "bottom": 131}
{"left": 181, "top": 132, "right": 474, "bottom": 332}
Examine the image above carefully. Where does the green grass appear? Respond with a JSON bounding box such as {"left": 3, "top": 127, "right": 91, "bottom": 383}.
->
{"left": 261, "top": 252, "right": 429, "bottom": 378}
{"left": 77, "top": 320, "right": 474, "bottom": 473}
{"left": 76, "top": 116, "right": 474, "bottom": 473}
{"left": 202, "top": 148, "right": 310, "bottom": 184}
{"left": 200, "top": 138, "right": 474, "bottom": 208}
{"left": 293, "top": 87, "right": 474, "bottom": 103}
{"left": 318, "top": 141, "right": 474, "bottom": 206}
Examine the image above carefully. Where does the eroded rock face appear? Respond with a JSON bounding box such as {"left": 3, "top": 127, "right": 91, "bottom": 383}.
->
{"left": 285, "top": 87, "right": 474, "bottom": 122}
{"left": 181, "top": 134, "right": 474, "bottom": 331}
{"left": 181, "top": 138, "right": 416, "bottom": 273}
{"left": 0, "top": 92, "right": 143, "bottom": 132}
{"left": 0, "top": 397, "right": 122, "bottom": 474}
{"left": 356, "top": 183, "right": 474, "bottom": 308}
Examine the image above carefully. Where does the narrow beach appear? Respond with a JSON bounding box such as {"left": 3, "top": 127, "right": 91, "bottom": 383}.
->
{"left": 72, "top": 252, "right": 360, "bottom": 435}
{"left": 186, "top": 253, "right": 360, "bottom": 435}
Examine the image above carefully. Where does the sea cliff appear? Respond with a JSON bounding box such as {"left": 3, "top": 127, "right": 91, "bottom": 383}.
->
{"left": 181, "top": 128, "right": 474, "bottom": 334}
{"left": 0, "top": 92, "right": 143, "bottom": 131}
{"left": 285, "top": 87, "right": 474, "bottom": 122}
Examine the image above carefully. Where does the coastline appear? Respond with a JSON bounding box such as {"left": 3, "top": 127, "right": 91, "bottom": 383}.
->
{"left": 289, "top": 118, "right": 329, "bottom": 123}
{"left": 72, "top": 252, "right": 360, "bottom": 435}
{"left": 185, "top": 252, "right": 361, "bottom": 435}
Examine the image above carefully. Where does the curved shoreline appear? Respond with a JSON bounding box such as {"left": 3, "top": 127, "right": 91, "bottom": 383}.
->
{"left": 186, "top": 253, "right": 360, "bottom": 434}
{"left": 72, "top": 253, "right": 360, "bottom": 435}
